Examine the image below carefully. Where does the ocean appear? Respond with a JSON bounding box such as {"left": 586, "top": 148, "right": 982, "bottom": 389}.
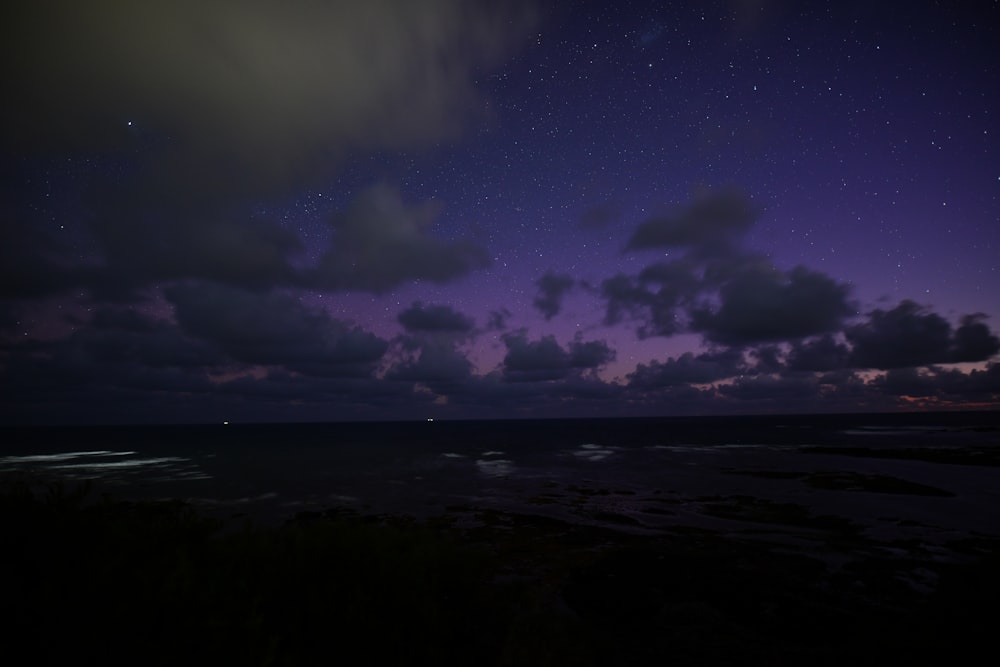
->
{"left": 2, "top": 411, "right": 998, "bottom": 552}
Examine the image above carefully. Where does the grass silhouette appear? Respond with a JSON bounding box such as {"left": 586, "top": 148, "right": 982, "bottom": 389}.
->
{"left": 3, "top": 473, "right": 996, "bottom": 666}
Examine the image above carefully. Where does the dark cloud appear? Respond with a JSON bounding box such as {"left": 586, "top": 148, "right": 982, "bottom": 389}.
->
{"left": 436, "top": 371, "right": 626, "bottom": 420}
{"left": 601, "top": 274, "right": 654, "bottom": 327}
{"left": 83, "top": 308, "right": 223, "bottom": 369}
{"left": 625, "top": 189, "right": 756, "bottom": 251}
{"left": 749, "top": 345, "right": 784, "bottom": 374}
{"left": 846, "top": 300, "right": 952, "bottom": 370}
{"left": 501, "top": 331, "right": 614, "bottom": 382}
{"left": 533, "top": 272, "right": 575, "bottom": 320}
{"left": 607, "top": 190, "right": 856, "bottom": 346}
{"left": 88, "top": 193, "right": 302, "bottom": 298}
{"left": 385, "top": 339, "right": 474, "bottom": 389}
{"left": 165, "top": 283, "right": 387, "bottom": 377}
{"left": 786, "top": 335, "right": 851, "bottom": 372}
{"left": 398, "top": 302, "right": 474, "bottom": 334}
{"left": 628, "top": 349, "right": 746, "bottom": 389}
{"left": 308, "top": 185, "right": 490, "bottom": 293}
{"left": 871, "top": 364, "right": 1000, "bottom": 400}
{"left": 874, "top": 368, "right": 945, "bottom": 398}
{"left": 568, "top": 335, "right": 617, "bottom": 369}
{"left": 951, "top": 314, "right": 1000, "bottom": 363}
{"left": 9, "top": 308, "right": 221, "bottom": 377}
{"left": 690, "top": 265, "right": 854, "bottom": 345}
{"left": 619, "top": 381, "right": 720, "bottom": 414}
{"left": 0, "top": 308, "right": 225, "bottom": 423}
{"left": 58, "top": 180, "right": 487, "bottom": 298}
{"left": 600, "top": 268, "right": 689, "bottom": 337}
{"left": 716, "top": 374, "right": 821, "bottom": 401}
{"left": 785, "top": 308, "right": 998, "bottom": 373}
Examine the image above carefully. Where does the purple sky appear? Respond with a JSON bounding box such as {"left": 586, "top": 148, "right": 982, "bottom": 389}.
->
{"left": 2, "top": 0, "right": 998, "bottom": 424}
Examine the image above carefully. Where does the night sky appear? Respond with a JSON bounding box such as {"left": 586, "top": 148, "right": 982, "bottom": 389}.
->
{"left": 2, "top": 0, "right": 998, "bottom": 424}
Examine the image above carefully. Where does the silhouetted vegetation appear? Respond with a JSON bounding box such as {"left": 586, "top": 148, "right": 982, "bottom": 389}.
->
{"left": 2, "top": 474, "right": 996, "bottom": 666}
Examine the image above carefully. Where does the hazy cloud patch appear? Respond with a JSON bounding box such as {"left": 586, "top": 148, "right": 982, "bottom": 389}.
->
{"left": 533, "top": 272, "right": 575, "bottom": 320}
{"left": 309, "top": 185, "right": 489, "bottom": 292}
{"left": 625, "top": 189, "right": 756, "bottom": 252}
{"left": 3, "top": 0, "right": 538, "bottom": 185}
{"left": 398, "top": 302, "right": 474, "bottom": 334}
{"left": 486, "top": 308, "right": 512, "bottom": 331}
{"left": 579, "top": 201, "right": 622, "bottom": 230}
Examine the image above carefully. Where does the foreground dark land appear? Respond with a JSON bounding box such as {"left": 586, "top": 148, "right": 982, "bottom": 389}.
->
{"left": 3, "top": 475, "right": 997, "bottom": 667}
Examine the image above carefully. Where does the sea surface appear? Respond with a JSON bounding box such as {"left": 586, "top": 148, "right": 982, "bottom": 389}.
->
{"left": 3, "top": 412, "right": 999, "bottom": 552}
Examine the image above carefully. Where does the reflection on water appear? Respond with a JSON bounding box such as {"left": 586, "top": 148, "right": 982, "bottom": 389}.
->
{"left": 573, "top": 443, "right": 617, "bottom": 461}
{"left": 0, "top": 450, "right": 135, "bottom": 463}
{"left": 475, "top": 451, "right": 515, "bottom": 477}
{"left": 1, "top": 411, "right": 998, "bottom": 543}
{"left": 0, "top": 449, "right": 210, "bottom": 483}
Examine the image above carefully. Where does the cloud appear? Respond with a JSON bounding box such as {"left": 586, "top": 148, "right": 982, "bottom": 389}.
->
{"left": 486, "top": 308, "right": 512, "bottom": 331}
{"left": 398, "top": 302, "right": 474, "bottom": 334}
{"left": 165, "top": 283, "right": 387, "bottom": 377}
{"left": 88, "top": 194, "right": 302, "bottom": 298}
{"left": 385, "top": 339, "right": 474, "bottom": 388}
{"left": 625, "top": 189, "right": 756, "bottom": 251}
{"left": 846, "top": 300, "right": 952, "bottom": 370}
{"left": 951, "top": 314, "right": 1000, "bottom": 363}
{"left": 2, "top": 1, "right": 536, "bottom": 299}
{"left": 567, "top": 336, "right": 617, "bottom": 369}
{"left": 0, "top": 308, "right": 225, "bottom": 423}
{"left": 45, "top": 181, "right": 489, "bottom": 298}
{"left": 748, "top": 345, "right": 784, "bottom": 374}
{"left": 871, "top": 364, "right": 1000, "bottom": 400}
{"left": 3, "top": 0, "right": 538, "bottom": 184}
{"left": 308, "top": 185, "right": 489, "bottom": 292}
{"left": 501, "top": 330, "right": 614, "bottom": 382}
{"left": 690, "top": 265, "right": 854, "bottom": 345}
{"left": 601, "top": 261, "right": 700, "bottom": 337}
{"left": 716, "top": 373, "right": 821, "bottom": 401}
{"left": 7, "top": 307, "right": 221, "bottom": 379}
{"left": 845, "top": 304, "right": 999, "bottom": 370}
{"left": 628, "top": 349, "right": 746, "bottom": 389}
{"left": 606, "top": 190, "right": 857, "bottom": 346}
{"left": 778, "top": 307, "right": 999, "bottom": 373}
{"left": 786, "top": 335, "right": 851, "bottom": 372}
{"left": 83, "top": 307, "right": 223, "bottom": 369}
{"left": 533, "top": 272, "right": 575, "bottom": 320}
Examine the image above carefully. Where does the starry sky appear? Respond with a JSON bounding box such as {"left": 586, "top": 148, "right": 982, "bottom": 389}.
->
{"left": 2, "top": 0, "right": 998, "bottom": 424}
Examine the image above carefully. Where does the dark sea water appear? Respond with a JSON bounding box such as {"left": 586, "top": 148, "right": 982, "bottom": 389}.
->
{"left": 3, "top": 412, "right": 999, "bottom": 552}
